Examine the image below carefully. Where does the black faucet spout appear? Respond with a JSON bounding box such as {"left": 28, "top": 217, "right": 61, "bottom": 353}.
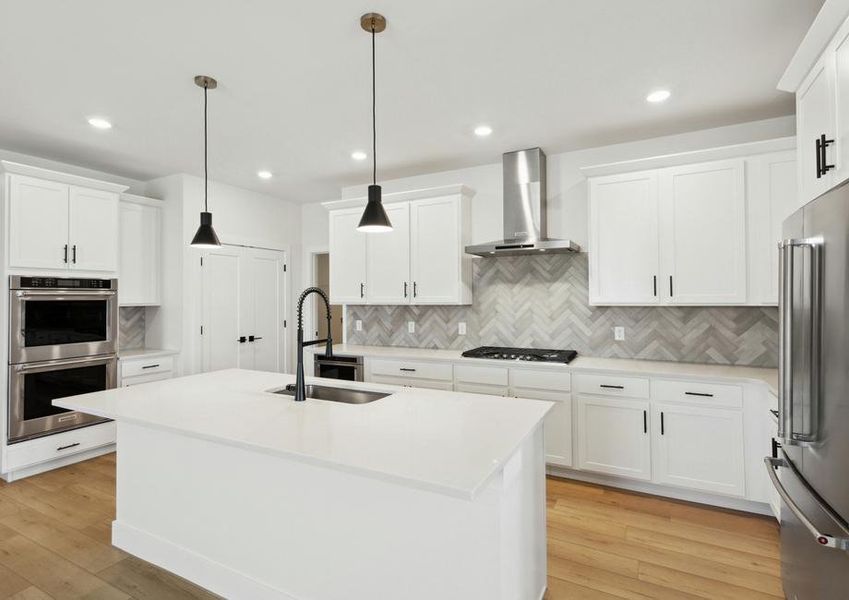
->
{"left": 294, "top": 287, "right": 333, "bottom": 402}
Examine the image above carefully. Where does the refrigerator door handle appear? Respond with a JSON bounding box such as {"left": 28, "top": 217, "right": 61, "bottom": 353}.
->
{"left": 765, "top": 456, "right": 849, "bottom": 550}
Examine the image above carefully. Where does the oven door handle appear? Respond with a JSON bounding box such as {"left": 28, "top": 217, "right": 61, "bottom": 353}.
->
{"left": 15, "top": 289, "right": 116, "bottom": 298}
{"left": 13, "top": 356, "right": 116, "bottom": 372}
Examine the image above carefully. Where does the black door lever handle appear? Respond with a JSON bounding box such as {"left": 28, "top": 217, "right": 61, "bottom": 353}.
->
{"left": 238, "top": 336, "right": 247, "bottom": 343}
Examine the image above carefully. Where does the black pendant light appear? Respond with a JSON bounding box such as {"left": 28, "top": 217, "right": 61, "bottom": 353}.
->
{"left": 357, "top": 13, "right": 392, "bottom": 233}
{"left": 190, "top": 75, "right": 222, "bottom": 248}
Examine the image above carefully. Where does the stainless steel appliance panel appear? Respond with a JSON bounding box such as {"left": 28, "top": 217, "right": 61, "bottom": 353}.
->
{"left": 314, "top": 354, "right": 363, "bottom": 382}
{"left": 8, "top": 355, "right": 115, "bottom": 443}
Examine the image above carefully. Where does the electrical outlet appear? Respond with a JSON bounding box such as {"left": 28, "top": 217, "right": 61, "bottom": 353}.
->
{"left": 614, "top": 326, "right": 625, "bottom": 341}
{"left": 355, "top": 320, "right": 363, "bottom": 332}
{"left": 407, "top": 321, "right": 416, "bottom": 334}
{"left": 458, "top": 322, "right": 467, "bottom": 335}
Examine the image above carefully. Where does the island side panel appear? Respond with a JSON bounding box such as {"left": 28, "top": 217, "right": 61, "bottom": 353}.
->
{"left": 112, "top": 421, "right": 546, "bottom": 600}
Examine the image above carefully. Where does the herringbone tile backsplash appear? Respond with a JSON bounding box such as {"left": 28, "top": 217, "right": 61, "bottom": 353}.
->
{"left": 346, "top": 254, "right": 778, "bottom": 367}
{"left": 119, "top": 306, "right": 146, "bottom": 350}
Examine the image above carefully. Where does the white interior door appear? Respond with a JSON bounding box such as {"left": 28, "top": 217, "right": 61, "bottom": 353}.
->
{"left": 366, "top": 203, "right": 410, "bottom": 304}
{"left": 202, "top": 247, "right": 243, "bottom": 371}
{"left": 660, "top": 159, "right": 747, "bottom": 304}
{"left": 246, "top": 248, "right": 286, "bottom": 372}
{"left": 576, "top": 394, "right": 651, "bottom": 480}
{"left": 69, "top": 186, "right": 119, "bottom": 272}
{"left": 8, "top": 175, "right": 69, "bottom": 270}
{"left": 328, "top": 209, "right": 367, "bottom": 303}
{"left": 588, "top": 171, "right": 660, "bottom": 305}
{"left": 410, "top": 196, "right": 460, "bottom": 303}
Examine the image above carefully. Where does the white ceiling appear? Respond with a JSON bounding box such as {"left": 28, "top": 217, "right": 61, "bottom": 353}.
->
{"left": 0, "top": 0, "right": 822, "bottom": 202}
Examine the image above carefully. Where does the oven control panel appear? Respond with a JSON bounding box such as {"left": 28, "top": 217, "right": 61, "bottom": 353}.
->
{"left": 14, "top": 277, "right": 115, "bottom": 289}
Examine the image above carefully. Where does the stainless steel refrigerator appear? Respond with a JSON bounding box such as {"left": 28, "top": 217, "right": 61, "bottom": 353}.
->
{"left": 768, "top": 179, "right": 849, "bottom": 599}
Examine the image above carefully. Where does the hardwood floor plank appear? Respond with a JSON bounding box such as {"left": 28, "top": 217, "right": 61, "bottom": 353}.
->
{"left": 0, "top": 562, "right": 32, "bottom": 599}
{"left": 97, "top": 557, "right": 220, "bottom": 600}
{"left": 0, "top": 508, "right": 125, "bottom": 573}
{"left": 544, "top": 576, "right": 620, "bottom": 600}
{"left": 638, "top": 562, "right": 782, "bottom": 600}
{"left": 548, "top": 537, "right": 640, "bottom": 577}
{"left": 0, "top": 483, "right": 110, "bottom": 531}
{"left": 6, "top": 588, "right": 54, "bottom": 600}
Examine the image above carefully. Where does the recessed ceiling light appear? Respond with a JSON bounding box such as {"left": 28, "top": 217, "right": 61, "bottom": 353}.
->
{"left": 87, "top": 117, "right": 112, "bottom": 129}
{"left": 257, "top": 170, "right": 273, "bottom": 179}
{"left": 474, "top": 125, "right": 493, "bottom": 137}
{"left": 646, "top": 90, "right": 671, "bottom": 103}
{"left": 351, "top": 151, "right": 368, "bottom": 161}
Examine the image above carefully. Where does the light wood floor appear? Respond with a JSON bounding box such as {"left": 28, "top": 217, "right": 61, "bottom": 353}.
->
{"left": 0, "top": 454, "right": 781, "bottom": 599}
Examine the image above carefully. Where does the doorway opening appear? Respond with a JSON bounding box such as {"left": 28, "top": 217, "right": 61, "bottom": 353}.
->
{"left": 313, "top": 253, "right": 344, "bottom": 344}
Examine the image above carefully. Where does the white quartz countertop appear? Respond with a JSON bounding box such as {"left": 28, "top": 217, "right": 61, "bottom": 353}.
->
{"left": 55, "top": 369, "right": 552, "bottom": 500}
{"left": 329, "top": 344, "right": 779, "bottom": 395}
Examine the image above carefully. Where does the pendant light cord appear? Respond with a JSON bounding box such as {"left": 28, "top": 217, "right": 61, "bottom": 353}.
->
{"left": 203, "top": 82, "right": 209, "bottom": 212}
{"left": 371, "top": 24, "right": 377, "bottom": 186}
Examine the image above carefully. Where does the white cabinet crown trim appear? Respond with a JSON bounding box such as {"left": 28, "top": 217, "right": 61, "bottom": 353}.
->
{"left": 322, "top": 184, "right": 475, "bottom": 211}
{"left": 121, "top": 192, "right": 163, "bottom": 207}
{"left": 1, "top": 161, "right": 129, "bottom": 193}
{"left": 778, "top": 0, "right": 849, "bottom": 92}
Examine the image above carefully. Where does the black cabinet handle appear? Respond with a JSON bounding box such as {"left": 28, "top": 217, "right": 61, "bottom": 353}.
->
{"left": 63, "top": 244, "right": 69, "bottom": 264}
{"left": 72, "top": 245, "right": 77, "bottom": 264}
{"left": 685, "top": 391, "right": 714, "bottom": 397}
{"left": 817, "top": 134, "right": 835, "bottom": 178}
{"left": 770, "top": 409, "right": 779, "bottom": 418}
{"left": 653, "top": 275, "right": 657, "bottom": 297}
{"left": 643, "top": 410, "right": 647, "bottom": 434}
{"left": 816, "top": 136, "right": 823, "bottom": 178}
{"left": 413, "top": 282, "right": 418, "bottom": 298}
{"left": 141, "top": 364, "right": 160, "bottom": 370}
{"left": 600, "top": 384, "right": 624, "bottom": 390}
{"left": 360, "top": 283, "right": 364, "bottom": 298}
{"left": 668, "top": 275, "right": 673, "bottom": 297}
{"left": 771, "top": 437, "right": 781, "bottom": 459}
{"left": 661, "top": 411, "right": 665, "bottom": 435}
{"left": 404, "top": 282, "right": 408, "bottom": 298}
{"left": 399, "top": 368, "right": 416, "bottom": 372}
{"left": 238, "top": 336, "right": 247, "bottom": 343}
{"left": 57, "top": 442, "right": 80, "bottom": 452}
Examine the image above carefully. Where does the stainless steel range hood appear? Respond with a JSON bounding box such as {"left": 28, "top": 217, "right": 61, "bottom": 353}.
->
{"left": 465, "top": 147, "right": 580, "bottom": 257}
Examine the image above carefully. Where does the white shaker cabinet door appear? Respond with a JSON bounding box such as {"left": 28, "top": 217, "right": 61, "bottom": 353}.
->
{"left": 410, "top": 196, "right": 463, "bottom": 304}
{"left": 797, "top": 53, "right": 837, "bottom": 204}
{"left": 512, "top": 386, "right": 573, "bottom": 468}
{"left": 651, "top": 403, "right": 745, "bottom": 497}
{"left": 366, "top": 202, "right": 411, "bottom": 304}
{"left": 328, "top": 208, "right": 368, "bottom": 304}
{"left": 588, "top": 171, "right": 661, "bottom": 305}
{"left": 576, "top": 394, "right": 651, "bottom": 481}
{"left": 69, "top": 186, "right": 119, "bottom": 272}
{"left": 8, "top": 175, "right": 69, "bottom": 270}
{"left": 119, "top": 201, "right": 160, "bottom": 305}
{"left": 660, "top": 159, "right": 747, "bottom": 305}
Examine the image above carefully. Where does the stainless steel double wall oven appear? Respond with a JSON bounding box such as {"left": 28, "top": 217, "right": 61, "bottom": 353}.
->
{"left": 8, "top": 276, "right": 118, "bottom": 443}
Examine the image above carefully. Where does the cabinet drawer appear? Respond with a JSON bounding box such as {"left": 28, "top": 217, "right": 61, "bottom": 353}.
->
{"left": 369, "top": 374, "right": 453, "bottom": 391}
{"left": 454, "top": 381, "right": 509, "bottom": 396}
{"left": 653, "top": 379, "right": 742, "bottom": 409}
{"left": 455, "top": 364, "right": 508, "bottom": 386}
{"left": 122, "top": 371, "right": 174, "bottom": 387}
{"left": 574, "top": 373, "right": 649, "bottom": 398}
{"left": 509, "top": 368, "right": 571, "bottom": 392}
{"left": 369, "top": 358, "right": 452, "bottom": 382}
{"left": 5, "top": 421, "right": 116, "bottom": 471}
{"left": 121, "top": 356, "right": 173, "bottom": 378}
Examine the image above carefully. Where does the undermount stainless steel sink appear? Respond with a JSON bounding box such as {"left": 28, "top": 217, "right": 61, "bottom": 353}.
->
{"left": 270, "top": 384, "right": 389, "bottom": 404}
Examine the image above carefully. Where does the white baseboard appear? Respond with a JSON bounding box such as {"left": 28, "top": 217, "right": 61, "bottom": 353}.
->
{"left": 1, "top": 444, "right": 115, "bottom": 482}
{"left": 547, "top": 466, "right": 774, "bottom": 517}
{"left": 112, "top": 521, "right": 300, "bottom": 600}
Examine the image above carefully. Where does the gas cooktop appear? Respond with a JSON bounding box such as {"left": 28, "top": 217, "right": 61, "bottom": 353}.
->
{"left": 461, "top": 346, "right": 578, "bottom": 364}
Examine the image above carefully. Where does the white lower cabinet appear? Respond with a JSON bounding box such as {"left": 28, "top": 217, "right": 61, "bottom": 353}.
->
{"left": 119, "top": 354, "right": 176, "bottom": 387}
{"left": 651, "top": 402, "right": 745, "bottom": 497}
{"left": 370, "top": 375, "right": 453, "bottom": 391}
{"left": 576, "top": 394, "right": 651, "bottom": 481}
{"left": 514, "top": 387, "right": 572, "bottom": 467}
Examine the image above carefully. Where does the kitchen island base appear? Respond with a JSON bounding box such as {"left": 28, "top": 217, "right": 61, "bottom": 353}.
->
{"left": 111, "top": 421, "right": 547, "bottom": 600}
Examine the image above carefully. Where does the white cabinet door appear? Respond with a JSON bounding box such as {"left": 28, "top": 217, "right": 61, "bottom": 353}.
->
{"left": 797, "top": 53, "right": 837, "bottom": 203}
{"left": 119, "top": 201, "right": 160, "bottom": 305}
{"left": 410, "top": 196, "right": 462, "bottom": 304}
{"left": 513, "top": 386, "right": 572, "bottom": 467}
{"left": 576, "top": 394, "right": 651, "bottom": 480}
{"left": 453, "top": 381, "right": 509, "bottom": 396}
{"left": 329, "top": 209, "right": 367, "bottom": 303}
{"left": 366, "top": 203, "right": 411, "bottom": 304}
{"left": 8, "top": 175, "right": 69, "bottom": 270}
{"left": 69, "top": 186, "right": 119, "bottom": 272}
{"left": 660, "top": 159, "right": 747, "bottom": 304}
{"left": 652, "top": 403, "right": 745, "bottom": 497}
{"left": 588, "top": 171, "right": 661, "bottom": 305}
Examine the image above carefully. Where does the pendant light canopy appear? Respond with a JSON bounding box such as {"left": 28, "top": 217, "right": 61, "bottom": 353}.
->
{"left": 190, "top": 75, "right": 222, "bottom": 248}
{"left": 357, "top": 13, "right": 392, "bottom": 233}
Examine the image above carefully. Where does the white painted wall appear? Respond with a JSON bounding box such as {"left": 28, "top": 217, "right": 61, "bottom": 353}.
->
{"left": 306, "top": 116, "right": 796, "bottom": 249}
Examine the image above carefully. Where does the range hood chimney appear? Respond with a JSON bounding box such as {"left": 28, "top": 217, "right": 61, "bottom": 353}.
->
{"left": 465, "top": 147, "right": 580, "bottom": 257}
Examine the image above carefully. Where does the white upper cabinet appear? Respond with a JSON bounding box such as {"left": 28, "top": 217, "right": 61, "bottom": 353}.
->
{"left": 797, "top": 54, "right": 837, "bottom": 202}
{"left": 588, "top": 171, "right": 660, "bottom": 305}
{"left": 660, "top": 159, "right": 746, "bottom": 305}
{"left": 366, "top": 203, "right": 410, "bottom": 304}
{"left": 119, "top": 195, "right": 161, "bottom": 306}
{"left": 5, "top": 166, "right": 124, "bottom": 273}
{"left": 325, "top": 185, "right": 473, "bottom": 306}
{"left": 8, "top": 175, "right": 70, "bottom": 270}
{"left": 328, "top": 208, "right": 368, "bottom": 303}
{"left": 69, "top": 186, "right": 119, "bottom": 272}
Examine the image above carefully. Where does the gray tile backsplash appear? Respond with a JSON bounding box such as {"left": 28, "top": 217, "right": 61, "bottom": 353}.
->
{"left": 346, "top": 253, "right": 778, "bottom": 367}
{"left": 119, "top": 306, "right": 146, "bottom": 350}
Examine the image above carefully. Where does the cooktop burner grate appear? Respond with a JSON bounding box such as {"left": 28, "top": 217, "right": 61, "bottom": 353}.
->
{"left": 461, "top": 346, "right": 577, "bottom": 364}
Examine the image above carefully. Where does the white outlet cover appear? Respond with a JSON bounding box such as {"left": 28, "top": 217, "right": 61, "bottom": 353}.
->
{"left": 458, "top": 322, "right": 467, "bottom": 335}
{"left": 407, "top": 321, "right": 415, "bottom": 334}
{"left": 614, "top": 326, "right": 625, "bottom": 341}
{"left": 355, "top": 320, "right": 363, "bottom": 332}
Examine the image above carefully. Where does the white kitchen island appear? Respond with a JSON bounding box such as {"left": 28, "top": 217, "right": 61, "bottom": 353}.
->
{"left": 55, "top": 369, "right": 553, "bottom": 600}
